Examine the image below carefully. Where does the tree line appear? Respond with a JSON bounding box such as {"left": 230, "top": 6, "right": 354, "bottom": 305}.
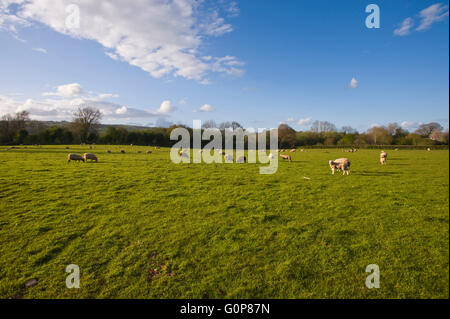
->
{"left": 0, "top": 107, "right": 448, "bottom": 148}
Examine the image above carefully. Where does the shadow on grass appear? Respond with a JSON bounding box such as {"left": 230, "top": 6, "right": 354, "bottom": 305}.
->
{"left": 358, "top": 171, "right": 400, "bottom": 176}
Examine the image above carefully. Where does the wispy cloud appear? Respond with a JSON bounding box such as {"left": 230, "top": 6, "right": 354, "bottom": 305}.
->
{"left": 32, "top": 47, "right": 47, "bottom": 54}
{"left": 394, "top": 17, "right": 414, "bottom": 36}
{"left": 297, "top": 117, "right": 312, "bottom": 126}
{"left": 394, "top": 3, "right": 449, "bottom": 36}
{"left": 416, "top": 3, "right": 449, "bottom": 31}
{"left": 97, "top": 93, "right": 120, "bottom": 100}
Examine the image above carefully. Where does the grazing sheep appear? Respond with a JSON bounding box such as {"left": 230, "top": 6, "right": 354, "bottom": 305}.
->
{"left": 427, "top": 148, "right": 431, "bottom": 151}
{"left": 280, "top": 154, "right": 292, "bottom": 162}
{"left": 83, "top": 153, "right": 98, "bottom": 163}
{"left": 237, "top": 156, "right": 246, "bottom": 163}
{"left": 121, "top": 150, "right": 125, "bottom": 154}
{"left": 225, "top": 153, "right": 234, "bottom": 162}
{"left": 68, "top": 153, "right": 85, "bottom": 163}
{"left": 329, "top": 158, "right": 350, "bottom": 175}
{"left": 380, "top": 151, "right": 387, "bottom": 165}
{"left": 290, "top": 149, "right": 296, "bottom": 152}
{"left": 107, "top": 150, "right": 111, "bottom": 153}
{"left": 394, "top": 148, "right": 399, "bottom": 151}
{"left": 146, "top": 150, "right": 152, "bottom": 154}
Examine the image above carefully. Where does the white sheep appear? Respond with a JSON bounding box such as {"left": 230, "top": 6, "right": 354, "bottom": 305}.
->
{"left": 329, "top": 158, "right": 350, "bottom": 175}
{"left": 68, "top": 153, "right": 85, "bottom": 163}
{"left": 380, "top": 151, "right": 387, "bottom": 165}
{"left": 268, "top": 153, "right": 274, "bottom": 161}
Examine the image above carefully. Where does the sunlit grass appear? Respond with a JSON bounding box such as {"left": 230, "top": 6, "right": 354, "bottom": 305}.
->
{"left": 0, "top": 145, "right": 448, "bottom": 298}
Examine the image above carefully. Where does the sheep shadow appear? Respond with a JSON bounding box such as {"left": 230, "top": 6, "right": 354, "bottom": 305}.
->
{"left": 358, "top": 171, "right": 400, "bottom": 176}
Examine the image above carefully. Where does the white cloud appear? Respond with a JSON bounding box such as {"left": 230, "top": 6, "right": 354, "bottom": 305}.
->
{"left": 393, "top": 3, "right": 448, "bottom": 36}
{"left": 348, "top": 77, "right": 358, "bottom": 89}
{"left": 226, "top": 1, "right": 240, "bottom": 18}
{"left": 297, "top": 117, "right": 312, "bottom": 126}
{"left": 1, "top": 0, "right": 244, "bottom": 83}
{"left": 198, "top": 104, "right": 214, "bottom": 112}
{"left": 401, "top": 121, "right": 422, "bottom": 130}
{"left": 286, "top": 117, "right": 295, "bottom": 123}
{"left": 0, "top": 94, "right": 163, "bottom": 122}
{"left": 115, "top": 106, "right": 128, "bottom": 115}
{"left": 98, "top": 93, "right": 120, "bottom": 100}
{"left": 156, "top": 100, "right": 175, "bottom": 114}
{"left": 1, "top": 83, "right": 176, "bottom": 122}
{"left": 32, "top": 47, "right": 47, "bottom": 53}
{"left": 416, "top": 3, "right": 449, "bottom": 31}
{"left": 394, "top": 17, "right": 414, "bottom": 36}
{"left": 42, "top": 83, "right": 83, "bottom": 97}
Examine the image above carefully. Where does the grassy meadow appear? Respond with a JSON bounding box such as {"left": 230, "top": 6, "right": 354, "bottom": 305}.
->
{"left": 0, "top": 145, "right": 448, "bottom": 298}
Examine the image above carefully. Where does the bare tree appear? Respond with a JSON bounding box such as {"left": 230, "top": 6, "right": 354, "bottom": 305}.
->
{"left": 218, "top": 121, "right": 232, "bottom": 130}
{"left": 310, "top": 120, "right": 337, "bottom": 133}
{"left": 341, "top": 126, "right": 357, "bottom": 134}
{"left": 415, "top": 122, "right": 443, "bottom": 137}
{"left": 71, "top": 106, "right": 102, "bottom": 143}
{"left": 202, "top": 120, "right": 217, "bottom": 129}
{"left": 231, "top": 121, "right": 243, "bottom": 130}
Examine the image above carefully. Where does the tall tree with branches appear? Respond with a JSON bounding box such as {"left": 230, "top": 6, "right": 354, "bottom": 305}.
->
{"left": 71, "top": 106, "right": 102, "bottom": 143}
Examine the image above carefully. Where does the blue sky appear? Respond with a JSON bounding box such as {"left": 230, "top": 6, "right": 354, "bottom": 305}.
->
{"left": 0, "top": 0, "right": 448, "bottom": 132}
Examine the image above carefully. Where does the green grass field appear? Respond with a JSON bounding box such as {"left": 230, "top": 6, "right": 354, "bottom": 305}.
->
{"left": 0, "top": 145, "right": 448, "bottom": 298}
